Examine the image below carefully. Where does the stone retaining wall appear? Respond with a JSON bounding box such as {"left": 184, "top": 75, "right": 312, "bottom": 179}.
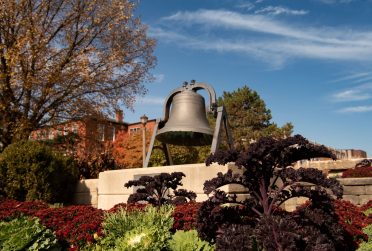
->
{"left": 294, "top": 158, "right": 363, "bottom": 177}
{"left": 72, "top": 165, "right": 372, "bottom": 210}
{"left": 339, "top": 177, "right": 372, "bottom": 205}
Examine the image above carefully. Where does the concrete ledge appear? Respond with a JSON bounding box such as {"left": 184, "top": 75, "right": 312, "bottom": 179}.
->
{"left": 295, "top": 159, "right": 363, "bottom": 171}
{"left": 338, "top": 177, "right": 372, "bottom": 186}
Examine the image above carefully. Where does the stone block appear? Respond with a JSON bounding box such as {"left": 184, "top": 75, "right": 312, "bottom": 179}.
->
{"left": 365, "top": 185, "right": 372, "bottom": 195}
{"left": 359, "top": 195, "right": 372, "bottom": 206}
{"left": 342, "top": 195, "right": 360, "bottom": 205}
{"left": 343, "top": 185, "right": 366, "bottom": 195}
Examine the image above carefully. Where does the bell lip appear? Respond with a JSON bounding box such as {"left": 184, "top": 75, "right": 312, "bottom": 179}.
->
{"left": 157, "top": 126, "right": 214, "bottom": 135}
{"left": 156, "top": 130, "right": 213, "bottom": 146}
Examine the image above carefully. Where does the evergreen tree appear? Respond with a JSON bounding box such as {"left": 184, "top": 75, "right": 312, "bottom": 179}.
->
{"left": 219, "top": 86, "right": 293, "bottom": 149}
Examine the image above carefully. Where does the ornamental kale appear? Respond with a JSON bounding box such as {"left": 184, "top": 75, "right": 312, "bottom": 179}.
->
{"left": 124, "top": 172, "right": 196, "bottom": 206}
{"left": 198, "top": 135, "right": 355, "bottom": 250}
{"left": 355, "top": 159, "right": 372, "bottom": 168}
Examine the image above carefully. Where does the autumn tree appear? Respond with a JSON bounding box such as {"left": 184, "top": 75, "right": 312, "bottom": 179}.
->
{"left": 0, "top": 0, "right": 156, "bottom": 151}
{"left": 112, "top": 130, "right": 149, "bottom": 168}
{"left": 219, "top": 86, "right": 293, "bottom": 149}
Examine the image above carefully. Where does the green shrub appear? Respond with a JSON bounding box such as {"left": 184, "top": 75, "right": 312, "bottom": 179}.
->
{"left": 357, "top": 224, "right": 372, "bottom": 251}
{"left": 0, "top": 140, "right": 78, "bottom": 203}
{"left": 98, "top": 205, "right": 174, "bottom": 250}
{"left": 362, "top": 224, "right": 372, "bottom": 240}
{"left": 364, "top": 208, "right": 372, "bottom": 217}
{"left": 0, "top": 216, "right": 61, "bottom": 250}
{"left": 168, "top": 230, "right": 215, "bottom": 251}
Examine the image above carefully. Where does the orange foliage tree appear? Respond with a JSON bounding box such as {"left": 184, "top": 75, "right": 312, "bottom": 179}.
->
{"left": 112, "top": 131, "right": 151, "bottom": 169}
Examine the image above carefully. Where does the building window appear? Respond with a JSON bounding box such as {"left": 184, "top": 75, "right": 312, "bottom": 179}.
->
{"left": 57, "top": 127, "right": 62, "bottom": 136}
{"left": 72, "top": 123, "right": 78, "bottom": 134}
{"left": 63, "top": 126, "right": 68, "bottom": 135}
{"left": 97, "top": 124, "right": 105, "bottom": 141}
{"left": 129, "top": 127, "right": 140, "bottom": 135}
{"left": 106, "top": 126, "right": 114, "bottom": 142}
{"left": 48, "top": 129, "right": 54, "bottom": 140}
{"left": 41, "top": 130, "right": 47, "bottom": 139}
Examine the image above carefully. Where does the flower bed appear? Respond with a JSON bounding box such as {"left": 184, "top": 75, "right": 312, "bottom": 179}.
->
{"left": 1, "top": 198, "right": 371, "bottom": 250}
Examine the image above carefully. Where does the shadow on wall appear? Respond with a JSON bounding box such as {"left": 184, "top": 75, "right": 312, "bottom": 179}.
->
{"left": 73, "top": 179, "right": 98, "bottom": 207}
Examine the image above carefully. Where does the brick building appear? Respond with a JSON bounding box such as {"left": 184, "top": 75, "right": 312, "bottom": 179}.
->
{"left": 29, "top": 110, "right": 156, "bottom": 157}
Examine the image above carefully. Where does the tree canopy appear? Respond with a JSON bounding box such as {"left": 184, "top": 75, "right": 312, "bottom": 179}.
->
{"left": 219, "top": 86, "right": 293, "bottom": 149}
{"left": 0, "top": 0, "right": 156, "bottom": 150}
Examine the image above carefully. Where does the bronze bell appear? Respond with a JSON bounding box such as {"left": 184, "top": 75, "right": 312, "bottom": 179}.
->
{"left": 143, "top": 81, "right": 234, "bottom": 167}
{"left": 156, "top": 88, "right": 213, "bottom": 146}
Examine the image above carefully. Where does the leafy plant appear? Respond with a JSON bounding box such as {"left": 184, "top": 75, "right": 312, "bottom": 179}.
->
{"left": 168, "top": 230, "right": 215, "bottom": 251}
{"left": 0, "top": 216, "right": 61, "bottom": 250}
{"left": 114, "top": 227, "right": 162, "bottom": 251}
{"left": 355, "top": 159, "right": 372, "bottom": 168}
{"left": 357, "top": 225, "right": 372, "bottom": 251}
{"left": 98, "top": 205, "right": 174, "bottom": 250}
{"left": 124, "top": 172, "right": 196, "bottom": 206}
{"left": 0, "top": 140, "right": 78, "bottom": 203}
{"left": 198, "top": 135, "right": 354, "bottom": 250}
{"left": 363, "top": 208, "right": 372, "bottom": 217}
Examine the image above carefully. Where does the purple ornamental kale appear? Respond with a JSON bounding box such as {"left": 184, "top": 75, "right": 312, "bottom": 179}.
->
{"left": 124, "top": 172, "right": 196, "bottom": 206}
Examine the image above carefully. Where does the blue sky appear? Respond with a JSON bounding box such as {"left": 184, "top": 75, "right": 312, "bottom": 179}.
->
{"left": 123, "top": 0, "right": 372, "bottom": 157}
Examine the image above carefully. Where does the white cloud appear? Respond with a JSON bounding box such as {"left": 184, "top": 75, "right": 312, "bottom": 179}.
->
{"left": 157, "top": 9, "right": 372, "bottom": 67}
{"left": 339, "top": 105, "right": 372, "bottom": 113}
{"left": 164, "top": 10, "right": 372, "bottom": 46}
{"left": 317, "top": 0, "right": 355, "bottom": 4}
{"left": 236, "top": 2, "right": 255, "bottom": 11}
{"left": 255, "top": 6, "right": 308, "bottom": 16}
{"left": 328, "top": 72, "right": 371, "bottom": 83}
{"left": 332, "top": 90, "right": 371, "bottom": 102}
